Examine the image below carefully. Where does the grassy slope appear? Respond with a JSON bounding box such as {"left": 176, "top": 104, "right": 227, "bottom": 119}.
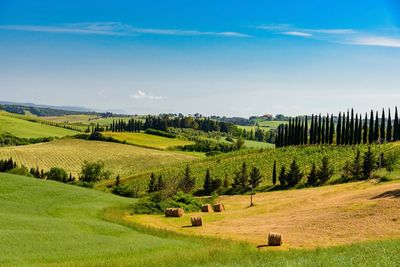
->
{"left": 104, "top": 132, "right": 194, "bottom": 150}
{"left": 116, "top": 142, "right": 400, "bottom": 190}
{"left": 0, "top": 139, "right": 196, "bottom": 177}
{"left": 131, "top": 180, "right": 400, "bottom": 248}
{"left": 1, "top": 173, "right": 399, "bottom": 266}
{"left": 0, "top": 112, "right": 78, "bottom": 138}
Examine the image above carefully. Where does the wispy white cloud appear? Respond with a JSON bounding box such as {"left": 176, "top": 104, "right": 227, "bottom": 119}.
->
{"left": 257, "top": 24, "right": 400, "bottom": 48}
{"left": 0, "top": 22, "right": 250, "bottom": 38}
{"left": 130, "top": 90, "right": 163, "bottom": 100}
{"left": 345, "top": 36, "right": 400, "bottom": 48}
{"left": 282, "top": 31, "right": 312, "bottom": 37}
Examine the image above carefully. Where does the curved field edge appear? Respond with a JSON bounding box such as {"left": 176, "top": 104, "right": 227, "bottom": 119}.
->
{"left": 0, "top": 173, "right": 398, "bottom": 266}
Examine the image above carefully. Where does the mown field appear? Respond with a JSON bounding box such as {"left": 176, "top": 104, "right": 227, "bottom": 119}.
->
{"left": 0, "top": 139, "right": 197, "bottom": 177}
{"left": 131, "top": 180, "right": 400, "bottom": 248}
{"left": 0, "top": 112, "right": 79, "bottom": 138}
{"left": 237, "top": 120, "right": 287, "bottom": 132}
{"left": 1, "top": 173, "right": 399, "bottom": 266}
{"left": 112, "top": 142, "right": 400, "bottom": 191}
{"left": 104, "top": 132, "right": 194, "bottom": 150}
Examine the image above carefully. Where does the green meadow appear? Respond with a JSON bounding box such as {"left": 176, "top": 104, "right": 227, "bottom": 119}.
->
{"left": 0, "top": 172, "right": 399, "bottom": 266}
{"left": 0, "top": 112, "right": 79, "bottom": 138}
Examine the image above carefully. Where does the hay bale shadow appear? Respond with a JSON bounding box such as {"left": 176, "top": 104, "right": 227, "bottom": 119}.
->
{"left": 370, "top": 189, "right": 400, "bottom": 199}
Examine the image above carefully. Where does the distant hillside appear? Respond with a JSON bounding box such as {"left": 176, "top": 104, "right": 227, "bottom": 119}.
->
{"left": 0, "top": 101, "right": 93, "bottom": 113}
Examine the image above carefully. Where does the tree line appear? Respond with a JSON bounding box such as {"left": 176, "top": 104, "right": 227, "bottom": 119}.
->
{"left": 276, "top": 107, "right": 400, "bottom": 147}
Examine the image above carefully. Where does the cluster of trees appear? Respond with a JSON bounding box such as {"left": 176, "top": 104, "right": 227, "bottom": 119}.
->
{"left": 241, "top": 127, "right": 275, "bottom": 143}
{"left": 147, "top": 165, "right": 196, "bottom": 194}
{"left": 231, "top": 162, "right": 263, "bottom": 193}
{"left": 0, "top": 133, "right": 54, "bottom": 147}
{"left": 180, "top": 138, "right": 244, "bottom": 155}
{"left": 109, "top": 119, "right": 143, "bottom": 132}
{"left": 0, "top": 158, "right": 17, "bottom": 172}
{"left": 276, "top": 107, "right": 400, "bottom": 147}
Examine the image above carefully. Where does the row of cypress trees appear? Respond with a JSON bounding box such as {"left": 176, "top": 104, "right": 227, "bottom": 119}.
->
{"left": 276, "top": 107, "right": 400, "bottom": 147}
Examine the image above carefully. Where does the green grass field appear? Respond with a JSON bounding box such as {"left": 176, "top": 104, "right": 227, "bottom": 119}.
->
{"left": 237, "top": 120, "right": 287, "bottom": 132}
{"left": 0, "top": 139, "right": 197, "bottom": 177}
{"left": 115, "top": 142, "right": 400, "bottom": 191}
{"left": 0, "top": 173, "right": 399, "bottom": 266}
{"left": 0, "top": 112, "right": 79, "bottom": 138}
{"left": 104, "top": 132, "right": 194, "bottom": 150}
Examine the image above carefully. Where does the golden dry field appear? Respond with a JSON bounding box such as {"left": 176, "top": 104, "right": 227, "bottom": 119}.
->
{"left": 128, "top": 180, "right": 400, "bottom": 249}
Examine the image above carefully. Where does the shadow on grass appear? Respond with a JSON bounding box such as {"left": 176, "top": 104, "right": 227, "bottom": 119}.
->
{"left": 370, "top": 189, "right": 400, "bottom": 199}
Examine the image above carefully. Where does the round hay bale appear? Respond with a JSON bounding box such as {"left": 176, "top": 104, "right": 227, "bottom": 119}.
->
{"left": 213, "top": 203, "right": 225, "bottom": 212}
{"left": 191, "top": 216, "right": 203, "bottom": 227}
{"left": 268, "top": 232, "right": 282, "bottom": 246}
{"left": 165, "top": 208, "right": 185, "bottom": 217}
{"left": 201, "top": 204, "right": 213, "bottom": 212}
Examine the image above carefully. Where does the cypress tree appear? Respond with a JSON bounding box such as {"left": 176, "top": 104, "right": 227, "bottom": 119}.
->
{"left": 325, "top": 115, "right": 330, "bottom": 144}
{"left": 203, "top": 169, "right": 212, "bottom": 195}
{"left": 307, "top": 163, "right": 318, "bottom": 186}
{"left": 349, "top": 109, "right": 354, "bottom": 145}
{"left": 304, "top": 116, "right": 308, "bottom": 145}
{"left": 329, "top": 114, "right": 335, "bottom": 145}
{"left": 374, "top": 111, "right": 379, "bottom": 142}
{"left": 341, "top": 112, "right": 346, "bottom": 145}
{"left": 363, "top": 113, "right": 368, "bottom": 144}
{"left": 336, "top": 112, "right": 342, "bottom": 145}
{"left": 284, "top": 124, "right": 289, "bottom": 146}
{"left": 148, "top": 173, "right": 157, "bottom": 193}
{"left": 369, "top": 110, "right": 374, "bottom": 144}
{"left": 272, "top": 160, "right": 277, "bottom": 185}
{"left": 380, "top": 108, "right": 386, "bottom": 142}
{"left": 394, "top": 107, "right": 399, "bottom": 141}
{"left": 345, "top": 110, "right": 350, "bottom": 145}
{"left": 300, "top": 120, "right": 304, "bottom": 145}
{"left": 317, "top": 114, "right": 322, "bottom": 145}
{"left": 278, "top": 165, "right": 287, "bottom": 186}
{"left": 387, "top": 108, "right": 392, "bottom": 142}
{"left": 362, "top": 147, "right": 376, "bottom": 179}
{"left": 321, "top": 115, "right": 326, "bottom": 145}
{"left": 358, "top": 114, "right": 363, "bottom": 144}
{"left": 310, "top": 114, "right": 314, "bottom": 144}
{"left": 354, "top": 114, "right": 359, "bottom": 145}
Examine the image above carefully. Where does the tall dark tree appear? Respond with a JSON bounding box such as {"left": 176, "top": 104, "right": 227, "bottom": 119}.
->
{"left": 317, "top": 114, "right": 322, "bottom": 145}
{"left": 351, "top": 149, "right": 362, "bottom": 180}
{"left": 148, "top": 173, "right": 157, "bottom": 193}
{"left": 354, "top": 113, "right": 358, "bottom": 145}
{"left": 321, "top": 115, "right": 326, "bottom": 145}
{"left": 232, "top": 162, "right": 249, "bottom": 191}
{"left": 374, "top": 111, "right": 379, "bottom": 142}
{"left": 304, "top": 116, "right": 308, "bottom": 145}
{"left": 369, "top": 110, "right": 374, "bottom": 144}
{"left": 387, "top": 108, "right": 392, "bottom": 142}
{"left": 380, "top": 108, "right": 386, "bottom": 142}
{"left": 317, "top": 156, "right": 334, "bottom": 184}
{"left": 363, "top": 113, "right": 368, "bottom": 144}
{"left": 179, "top": 165, "right": 196, "bottom": 193}
{"left": 362, "top": 147, "right": 376, "bottom": 179}
{"left": 272, "top": 160, "right": 277, "bottom": 185}
{"left": 310, "top": 114, "right": 314, "bottom": 144}
{"left": 336, "top": 112, "right": 342, "bottom": 145}
{"left": 329, "top": 114, "right": 335, "bottom": 145}
{"left": 203, "top": 169, "right": 212, "bottom": 195}
{"left": 341, "top": 112, "right": 346, "bottom": 145}
{"left": 286, "top": 159, "right": 303, "bottom": 187}
{"left": 394, "top": 107, "right": 399, "bottom": 141}
{"left": 349, "top": 109, "right": 354, "bottom": 145}
{"left": 307, "top": 163, "right": 318, "bottom": 186}
{"left": 325, "top": 115, "right": 330, "bottom": 144}
{"left": 358, "top": 114, "right": 363, "bottom": 145}
{"left": 249, "top": 166, "right": 263, "bottom": 190}
{"left": 345, "top": 110, "right": 350, "bottom": 145}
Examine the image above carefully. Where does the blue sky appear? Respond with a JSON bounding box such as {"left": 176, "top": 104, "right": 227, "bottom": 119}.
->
{"left": 1, "top": 0, "right": 400, "bottom": 116}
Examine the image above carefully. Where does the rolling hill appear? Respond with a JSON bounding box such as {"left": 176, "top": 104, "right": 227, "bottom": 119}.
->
{"left": 110, "top": 142, "right": 400, "bottom": 191}
{"left": 0, "top": 139, "right": 197, "bottom": 177}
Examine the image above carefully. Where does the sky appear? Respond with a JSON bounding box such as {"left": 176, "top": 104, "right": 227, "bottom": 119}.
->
{"left": 1, "top": 0, "right": 400, "bottom": 117}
